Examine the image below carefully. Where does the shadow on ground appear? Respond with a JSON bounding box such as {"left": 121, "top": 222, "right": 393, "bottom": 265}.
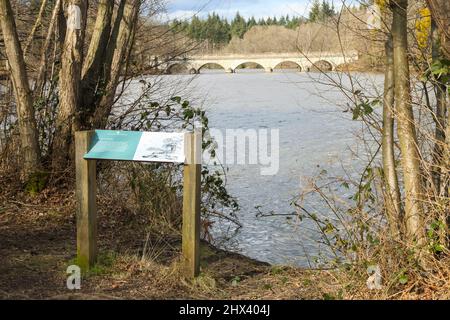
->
{"left": 0, "top": 189, "right": 332, "bottom": 300}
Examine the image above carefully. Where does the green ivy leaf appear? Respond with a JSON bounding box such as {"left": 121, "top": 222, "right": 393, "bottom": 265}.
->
{"left": 433, "top": 243, "right": 444, "bottom": 253}
{"left": 170, "top": 96, "right": 181, "bottom": 103}
{"left": 398, "top": 274, "right": 408, "bottom": 285}
{"left": 183, "top": 109, "right": 194, "bottom": 119}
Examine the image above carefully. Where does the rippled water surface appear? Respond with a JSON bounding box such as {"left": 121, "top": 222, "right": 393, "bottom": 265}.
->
{"left": 127, "top": 71, "right": 384, "bottom": 266}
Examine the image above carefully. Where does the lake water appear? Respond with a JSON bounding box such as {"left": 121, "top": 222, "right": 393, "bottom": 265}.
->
{"left": 126, "top": 70, "right": 384, "bottom": 266}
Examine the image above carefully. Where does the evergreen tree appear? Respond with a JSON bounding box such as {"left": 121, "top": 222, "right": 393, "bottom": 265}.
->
{"left": 285, "top": 14, "right": 291, "bottom": 26}
{"left": 231, "top": 12, "right": 247, "bottom": 38}
{"left": 309, "top": 0, "right": 335, "bottom": 22}
{"left": 309, "top": 0, "right": 321, "bottom": 22}
{"left": 247, "top": 16, "right": 257, "bottom": 29}
{"left": 287, "top": 16, "right": 301, "bottom": 29}
{"left": 188, "top": 16, "right": 205, "bottom": 40}
{"left": 176, "top": 11, "right": 309, "bottom": 44}
{"left": 321, "top": 0, "right": 335, "bottom": 18}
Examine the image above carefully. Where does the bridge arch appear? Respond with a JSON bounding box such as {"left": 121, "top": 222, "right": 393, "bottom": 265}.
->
{"left": 274, "top": 61, "right": 302, "bottom": 71}
{"left": 198, "top": 63, "right": 226, "bottom": 73}
{"left": 310, "top": 60, "right": 333, "bottom": 72}
{"left": 234, "top": 61, "right": 266, "bottom": 73}
{"left": 166, "top": 63, "right": 191, "bottom": 74}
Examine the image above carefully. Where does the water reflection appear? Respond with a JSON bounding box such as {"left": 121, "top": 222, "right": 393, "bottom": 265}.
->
{"left": 124, "top": 72, "right": 384, "bottom": 266}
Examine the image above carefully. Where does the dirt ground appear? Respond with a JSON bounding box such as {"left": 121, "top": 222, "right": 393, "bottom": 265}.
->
{"left": 0, "top": 187, "right": 340, "bottom": 300}
{"left": 2, "top": 185, "right": 448, "bottom": 300}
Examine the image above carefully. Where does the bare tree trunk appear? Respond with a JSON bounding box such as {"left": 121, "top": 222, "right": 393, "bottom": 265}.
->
{"left": 382, "top": 34, "right": 403, "bottom": 239}
{"left": 426, "top": 0, "right": 450, "bottom": 60}
{"left": 430, "top": 22, "right": 447, "bottom": 196}
{"left": 93, "top": 0, "right": 140, "bottom": 129}
{"left": 102, "top": 0, "right": 126, "bottom": 82}
{"left": 427, "top": 0, "right": 450, "bottom": 250}
{"left": 445, "top": 101, "right": 450, "bottom": 241}
{"left": 82, "top": 0, "right": 113, "bottom": 80}
{"left": 52, "top": 0, "right": 87, "bottom": 171}
{"left": 57, "top": 0, "right": 67, "bottom": 50}
{"left": 34, "top": 0, "right": 62, "bottom": 96}
{"left": 79, "top": 0, "right": 114, "bottom": 129}
{"left": 23, "top": 0, "right": 48, "bottom": 58}
{"left": 0, "top": 0, "right": 41, "bottom": 179}
{"left": 391, "top": 0, "right": 425, "bottom": 246}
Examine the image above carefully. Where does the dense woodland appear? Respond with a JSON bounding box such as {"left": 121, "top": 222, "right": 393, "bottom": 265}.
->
{"left": 169, "top": 0, "right": 338, "bottom": 52}
{"left": 0, "top": 0, "right": 449, "bottom": 300}
{"left": 170, "top": 13, "right": 307, "bottom": 48}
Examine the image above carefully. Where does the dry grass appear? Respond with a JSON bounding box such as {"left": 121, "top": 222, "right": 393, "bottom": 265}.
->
{"left": 216, "top": 9, "right": 373, "bottom": 56}
{"left": 1, "top": 172, "right": 448, "bottom": 300}
{"left": 0, "top": 182, "right": 328, "bottom": 300}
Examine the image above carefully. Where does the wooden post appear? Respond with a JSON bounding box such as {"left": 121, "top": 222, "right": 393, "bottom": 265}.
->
{"left": 182, "top": 130, "right": 202, "bottom": 277}
{"left": 75, "top": 131, "right": 97, "bottom": 271}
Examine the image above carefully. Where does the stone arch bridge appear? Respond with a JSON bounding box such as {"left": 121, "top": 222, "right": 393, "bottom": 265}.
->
{"left": 161, "top": 51, "right": 359, "bottom": 74}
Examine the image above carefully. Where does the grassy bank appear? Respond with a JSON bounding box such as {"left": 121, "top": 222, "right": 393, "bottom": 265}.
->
{"left": 0, "top": 186, "right": 337, "bottom": 300}
{"left": 1, "top": 184, "right": 448, "bottom": 300}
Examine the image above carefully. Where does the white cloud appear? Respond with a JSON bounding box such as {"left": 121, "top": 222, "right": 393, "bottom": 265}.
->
{"left": 165, "top": 0, "right": 312, "bottom": 21}
{"left": 165, "top": 9, "right": 198, "bottom": 21}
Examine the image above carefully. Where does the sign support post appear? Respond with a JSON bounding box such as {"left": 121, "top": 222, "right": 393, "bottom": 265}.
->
{"left": 75, "top": 129, "right": 201, "bottom": 276}
{"left": 182, "top": 130, "right": 202, "bottom": 277}
{"left": 75, "top": 130, "right": 98, "bottom": 271}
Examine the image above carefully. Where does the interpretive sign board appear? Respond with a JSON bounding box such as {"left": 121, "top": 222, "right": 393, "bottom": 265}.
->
{"left": 84, "top": 130, "right": 186, "bottom": 163}
{"left": 75, "top": 130, "right": 201, "bottom": 277}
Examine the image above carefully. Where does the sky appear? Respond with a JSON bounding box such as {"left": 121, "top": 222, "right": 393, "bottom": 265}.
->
{"left": 164, "top": 0, "right": 316, "bottom": 21}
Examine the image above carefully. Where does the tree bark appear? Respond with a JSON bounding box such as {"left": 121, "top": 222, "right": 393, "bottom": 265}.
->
{"left": 382, "top": 34, "right": 403, "bottom": 239}
{"left": 102, "top": 0, "right": 126, "bottom": 83}
{"left": 82, "top": 0, "right": 113, "bottom": 80}
{"left": 23, "top": 0, "right": 48, "bottom": 58}
{"left": 92, "top": 0, "right": 140, "bottom": 129}
{"left": 445, "top": 98, "right": 450, "bottom": 241}
{"left": 52, "top": 0, "right": 87, "bottom": 171}
{"left": 431, "top": 21, "right": 447, "bottom": 196}
{"left": 33, "top": 0, "right": 62, "bottom": 96}
{"left": 79, "top": 0, "right": 114, "bottom": 129}
{"left": 57, "top": 0, "right": 67, "bottom": 50}
{"left": 427, "top": 0, "right": 450, "bottom": 249}
{"left": 426, "top": 0, "right": 450, "bottom": 60}
{"left": 391, "top": 0, "right": 425, "bottom": 245}
{"left": 0, "top": 0, "right": 41, "bottom": 179}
